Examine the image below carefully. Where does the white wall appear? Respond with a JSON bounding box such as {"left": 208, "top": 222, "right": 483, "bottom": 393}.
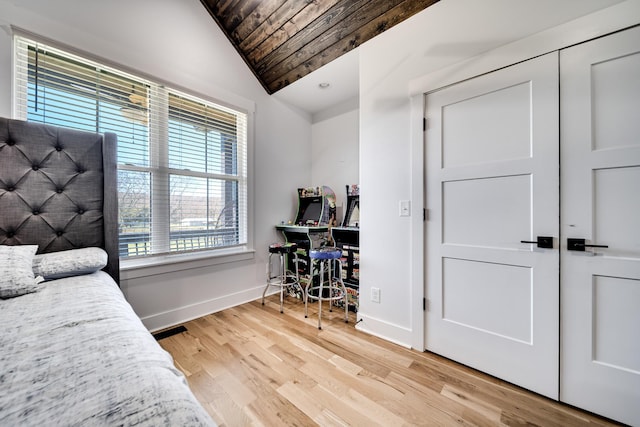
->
{"left": 357, "top": 0, "right": 640, "bottom": 348}
{"left": 0, "top": 0, "right": 313, "bottom": 331}
{"left": 311, "top": 98, "right": 359, "bottom": 221}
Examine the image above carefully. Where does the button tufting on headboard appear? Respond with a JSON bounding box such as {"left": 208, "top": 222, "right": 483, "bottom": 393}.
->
{"left": 0, "top": 117, "right": 120, "bottom": 284}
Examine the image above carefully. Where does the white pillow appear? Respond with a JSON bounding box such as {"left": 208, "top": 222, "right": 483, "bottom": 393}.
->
{"left": 0, "top": 245, "right": 43, "bottom": 299}
{"left": 32, "top": 247, "right": 108, "bottom": 280}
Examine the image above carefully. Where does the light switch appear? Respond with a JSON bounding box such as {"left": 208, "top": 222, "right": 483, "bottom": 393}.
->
{"left": 399, "top": 200, "right": 411, "bottom": 217}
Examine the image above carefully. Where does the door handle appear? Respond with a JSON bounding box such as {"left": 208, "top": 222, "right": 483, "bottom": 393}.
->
{"left": 567, "top": 238, "right": 609, "bottom": 251}
{"left": 520, "top": 236, "right": 553, "bottom": 249}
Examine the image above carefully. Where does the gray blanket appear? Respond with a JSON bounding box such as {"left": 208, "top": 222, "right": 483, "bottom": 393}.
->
{"left": 0, "top": 271, "right": 215, "bottom": 426}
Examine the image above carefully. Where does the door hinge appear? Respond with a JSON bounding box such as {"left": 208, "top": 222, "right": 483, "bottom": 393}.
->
{"left": 423, "top": 297, "right": 427, "bottom": 311}
{"left": 423, "top": 208, "right": 427, "bottom": 221}
{"left": 423, "top": 117, "right": 427, "bottom": 131}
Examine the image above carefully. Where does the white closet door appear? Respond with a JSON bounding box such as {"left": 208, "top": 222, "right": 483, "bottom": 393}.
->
{"left": 560, "top": 26, "right": 640, "bottom": 426}
{"left": 425, "top": 52, "right": 560, "bottom": 398}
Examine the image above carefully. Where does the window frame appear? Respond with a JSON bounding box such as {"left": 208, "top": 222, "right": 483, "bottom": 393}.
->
{"left": 13, "top": 32, "right": 255, "bottom": 269}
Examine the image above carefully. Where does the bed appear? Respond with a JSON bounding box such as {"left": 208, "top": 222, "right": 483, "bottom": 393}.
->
{"left": 0, "top": 117, "right": 215, "bottom": 426}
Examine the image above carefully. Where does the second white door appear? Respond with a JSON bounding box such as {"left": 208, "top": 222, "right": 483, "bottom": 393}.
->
{"left": 560, "top": 26, "right": 640, "bottom": 426}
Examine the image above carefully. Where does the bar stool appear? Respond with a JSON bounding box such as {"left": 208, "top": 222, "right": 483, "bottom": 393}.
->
{"left": 262, "top": 242, "right": 302, "bottom": 313}
{"left": 305, "top": 246, "right": 348, "bottom": 329}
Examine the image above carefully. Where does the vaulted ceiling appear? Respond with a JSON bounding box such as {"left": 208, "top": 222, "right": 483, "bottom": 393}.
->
{"left": 201, "top": 0, "right": 440, "bottom": 94}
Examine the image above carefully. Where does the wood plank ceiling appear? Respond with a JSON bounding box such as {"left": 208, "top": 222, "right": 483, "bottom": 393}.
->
{"left": 201, "top": 0, "right": 440, "bottom": 94}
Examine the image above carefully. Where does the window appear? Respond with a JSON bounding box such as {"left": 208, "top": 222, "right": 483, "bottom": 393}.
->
{"left": 14, "top": 36, "right": 248, "bottom": 259}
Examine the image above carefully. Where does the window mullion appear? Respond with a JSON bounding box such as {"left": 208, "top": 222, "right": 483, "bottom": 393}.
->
{"left": 150, "top": 85, "right": 170, "bottom": 254}
{"left": 237, "top": 115, "right": 248, "bottom": 243}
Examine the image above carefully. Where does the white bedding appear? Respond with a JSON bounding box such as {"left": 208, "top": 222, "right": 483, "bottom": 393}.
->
{"left": 0, "top": 271, "right": 214, "bottom": 426}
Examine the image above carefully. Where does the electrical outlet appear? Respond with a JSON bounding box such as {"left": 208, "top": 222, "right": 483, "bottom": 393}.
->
{"left": 371, "top": 287, "right": 380, "bottom": 303}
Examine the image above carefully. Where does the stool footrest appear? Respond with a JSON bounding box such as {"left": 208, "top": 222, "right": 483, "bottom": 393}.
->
{"left": 306, "top": 285, "right": 346, "bottom": 303}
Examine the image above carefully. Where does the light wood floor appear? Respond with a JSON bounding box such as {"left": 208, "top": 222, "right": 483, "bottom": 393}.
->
{"left": 158, "top": 295, "right": 620, "bottom": 426}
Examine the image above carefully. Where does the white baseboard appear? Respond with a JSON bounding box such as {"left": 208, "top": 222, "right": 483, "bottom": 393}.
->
{"left": 142, "top": 285, "right": 270, "bottom": 332}
{"left": 355, "top": 312, "right": 413, "bottom": 349}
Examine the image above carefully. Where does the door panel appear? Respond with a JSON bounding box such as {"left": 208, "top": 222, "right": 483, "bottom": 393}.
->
{"left": 442, "top": 82, "right": 533, "bottom": 168}
{"left": 591, "top": 50, "right": 640, "bottom": 150}
{"left": 594, "top": 167, "right": 640, "bottom": 255}
{"left": 442, "top": 258, "right": 532, "bottom": 343}
{"left": 560, "top": 26, "right": 640, "bottom": 426}
{"left": 592, "top": 275, "right": 640, "bottom": 373}
{"left": 443, "top": 175, "right": 531, "bottom": 248}
{"left": 425, "top": 52, "right": 560, "bottom": 399}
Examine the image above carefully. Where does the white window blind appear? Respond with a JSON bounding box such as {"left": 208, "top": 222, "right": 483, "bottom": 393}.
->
{"left": 14, "top": 36, "right": 248, "bottom": 258}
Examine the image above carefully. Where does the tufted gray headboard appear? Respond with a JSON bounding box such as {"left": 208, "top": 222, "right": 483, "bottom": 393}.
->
{"left": 0, "top": 117, "right": 119, "bottom": 284}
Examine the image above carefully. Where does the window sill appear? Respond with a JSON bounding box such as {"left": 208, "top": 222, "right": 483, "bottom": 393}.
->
{"left": 120, "top": 247, "right": 255, "bottom": 280}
